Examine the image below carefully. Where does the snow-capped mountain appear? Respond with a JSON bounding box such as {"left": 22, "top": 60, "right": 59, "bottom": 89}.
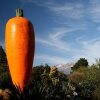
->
{"left": 55, "top": 63, "right": 74, "bottom": 75}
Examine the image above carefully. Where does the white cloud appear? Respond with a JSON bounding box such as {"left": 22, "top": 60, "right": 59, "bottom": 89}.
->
{"left": 19, "top": 0, "right": 54, "bottom": 7}
{"left": 73, "top": 37, "right": 100, "bottom": 64}
{"left": 82, "top": 40, "right": 100, "bottom": 57}
{"left": 36, "top": 27, "right": 85, "bottom": 52}
{"left": 48, "top": 3, "right": 84, "bottom": 20}
{"left": 36, "top": 30, "right": 100, "bottom": 65}
{"left": 19, "top": 0, "right": 89, "bottom": 31}
{"left": 35, "top": 54, "right": 70, "bottom": 65}
{"left": 20, "top": 0, "right": 85, "bottom": 21}
{"left": 36, "top": 28, "right": 70, "bottom": 51}
{"left": 89, "top": 0, "right": 100, "bottom": 22}
{"left": 91, "top": 8, "right": 100, "bottom": 22}
{"left": 20, "top": 0, "right": 100, "bottom": 24}
{"left": 90, "top": 0, "right": 100, "bottom": 4}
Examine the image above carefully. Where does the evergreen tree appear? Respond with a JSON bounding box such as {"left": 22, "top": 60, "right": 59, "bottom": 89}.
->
{"left": 0, "top": 46, "right": 7, "bottom": 66}
{"left": 71, "top": 58, "right": 88, "bottom": 71}
{"left": 0, "top": 46, "right": 11, "bottom": 87}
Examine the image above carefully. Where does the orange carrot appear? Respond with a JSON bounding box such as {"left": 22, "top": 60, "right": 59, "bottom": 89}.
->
{"left": 5, "top": 8, "right": 35, "bottom": 91}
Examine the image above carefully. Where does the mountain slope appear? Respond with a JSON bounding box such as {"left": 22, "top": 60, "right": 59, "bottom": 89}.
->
{"left": 56, "top": 63, "right": 74, "bottom": 74}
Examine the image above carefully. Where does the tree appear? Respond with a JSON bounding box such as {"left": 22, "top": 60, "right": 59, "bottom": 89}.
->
{"left": 71, "top": 58, "right": 88, "bottom": 71}
{"left": 0, "top": 46, "right": 7, "bottom": 67}
{"left": 0, "top": 46, "right": 11, "bottom": 88}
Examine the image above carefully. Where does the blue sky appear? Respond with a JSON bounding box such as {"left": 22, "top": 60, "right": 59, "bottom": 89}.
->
{"left": 1, "top": 0, "right": 100, "bottom": 66}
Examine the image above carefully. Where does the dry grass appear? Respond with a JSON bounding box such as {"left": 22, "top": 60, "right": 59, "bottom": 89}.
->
{"left": 69, "top": 71, "right": 85, "bottom": 84}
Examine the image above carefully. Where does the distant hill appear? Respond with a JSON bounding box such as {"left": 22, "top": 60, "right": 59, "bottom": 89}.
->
{"left": 55, "top": 63, "right": 74, "bottom": 75}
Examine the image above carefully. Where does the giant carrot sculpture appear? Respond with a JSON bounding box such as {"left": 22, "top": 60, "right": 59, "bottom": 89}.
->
{"left": 5, "top": 8, "right": 35, "bottom": 91}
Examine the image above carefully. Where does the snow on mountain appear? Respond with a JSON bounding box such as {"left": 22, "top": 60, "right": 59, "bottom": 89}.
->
{"left": 55, "top": 63, "right": 74, "bottom": 75}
